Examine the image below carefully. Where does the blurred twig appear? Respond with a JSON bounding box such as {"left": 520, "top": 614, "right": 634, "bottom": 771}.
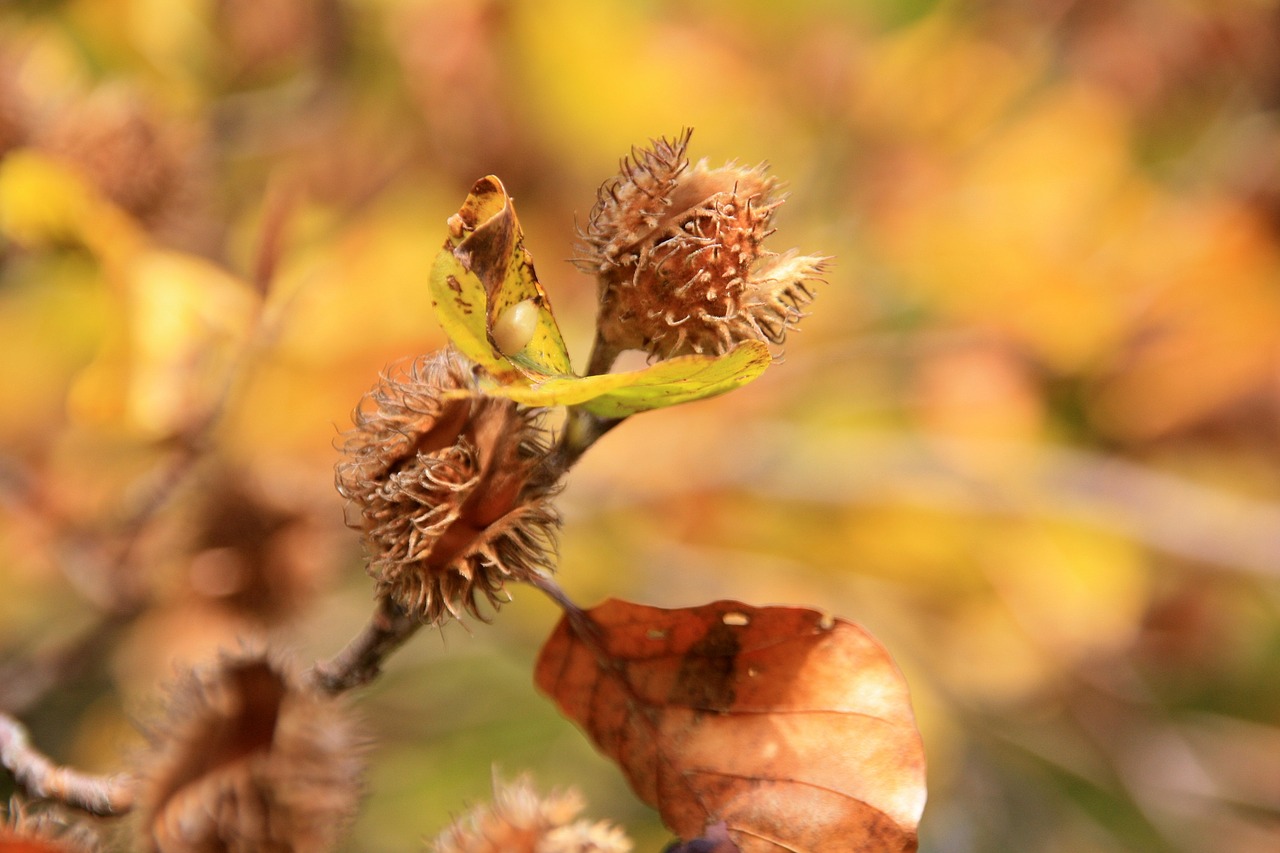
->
{"left": 0, "top": 712, "right": 133, "bottom": 816}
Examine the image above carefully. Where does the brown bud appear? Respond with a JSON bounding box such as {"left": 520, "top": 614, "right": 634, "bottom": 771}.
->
{"left": 429, "top": 775, "right": 631, "bottom": 853}
{"left": 132, "top": 652, "right": 365, "bottom": 853}
{"left": 578, "top": 130, "right": 827, "bottom": 361}
{"left": 335, "top": 348, "right": 560, "bottom": 624}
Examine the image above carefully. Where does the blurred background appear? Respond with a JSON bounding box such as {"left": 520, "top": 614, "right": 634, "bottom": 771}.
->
{"left": 2, "top": 0, "right": 1280, "bottom": 850}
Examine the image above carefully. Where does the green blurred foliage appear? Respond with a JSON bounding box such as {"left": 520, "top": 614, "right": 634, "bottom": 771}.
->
{"left": 2, "top": 0, "right": 1280, "bottom": 851}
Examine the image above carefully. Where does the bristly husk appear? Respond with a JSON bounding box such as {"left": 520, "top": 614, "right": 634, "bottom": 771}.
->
{"left": 429, "top": 773, "right": 631, "bottom": 853}
{"left": 578, "top": 130, "right": 827, "bottom": 363}
{"left": 336, "top": 348, "right": 561, "bottom": 624}
{"left": 131, "top": 650, "right": 365, "bottom": 853}
{"left": 1, "top": 799, "right": 101, "bottom": 853}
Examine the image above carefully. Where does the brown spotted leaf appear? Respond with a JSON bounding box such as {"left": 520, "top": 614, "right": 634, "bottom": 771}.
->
{"left": 430, "top": 175, "right": 573, "bottom": 381}
{"left": 534, "top": 599, "right": 927, "bottom": 853}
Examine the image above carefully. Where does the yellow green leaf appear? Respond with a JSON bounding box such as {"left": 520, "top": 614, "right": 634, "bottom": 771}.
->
{"left": 470, "top": 340, "right": 772, "bottom": 416}
{"left": 581, "top": 340, "right": 772, "bottom": 416}
{"left": 429, "top": 249, "right": 514, "bottom": 378}
{"left": 0, "top": 150, "right": 145, "bottom": 269}
{"left": 429, "top": 175, "right": 572, "bottom": 380}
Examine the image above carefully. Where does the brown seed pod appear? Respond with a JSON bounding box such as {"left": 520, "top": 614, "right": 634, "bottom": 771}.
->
{"left": 577, "top": 131, "right": 827, "bottom": 362}
{"left": 180, "top": 465, "right": 337, "bottom": 626}
{"left": 335, "top": 348, "right": 561, "bottom": 624}
{"left": 429, "top": 774, "right": 631, "bottom": 853}
{"left": 0, "top": 800, "right": 100, "bottom": 853}
{"left": 131, "top": 651, "right": 365, "bottom": 853}
{"left": 37, "top": 88, "right": 192, "bottom": 232}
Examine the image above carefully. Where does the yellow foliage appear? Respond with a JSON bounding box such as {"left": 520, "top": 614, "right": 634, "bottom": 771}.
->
{"left": 984, "top": 521, "right": 1148, "bottom": 665}
{"left": 3, "top": 2, "right": 1280, "bottom": 851}
{"left": 878, "top": 83, "right": 1147, "bottom": 371}
{"left": 66, "top": 249, "right": 258, "bottom": 435}
{"left": 852, "top": 13, "right": 1044, "bottom": 149}
{"left": 0, "top": 151, "right": 145, "bottom": 267}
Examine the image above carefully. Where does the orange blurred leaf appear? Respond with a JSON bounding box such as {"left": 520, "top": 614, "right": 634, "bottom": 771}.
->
{"left": 0, "top": 840, "right": 66, "bottom": 853}
{"left": 535, "top": 599, "right": 927, "bottom": 853}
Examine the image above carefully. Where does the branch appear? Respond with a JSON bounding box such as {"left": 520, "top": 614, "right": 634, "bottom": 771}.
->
{"left": 310, "top": 593, "right": 422, "bottom": 695}
{"left": 0, "top": 712, "right": 133, "bottom": 816}
{"left": 550, "top": 407, "right": 625, "bottom": 473}
{"left": 545, "top": 332, "right": 627, "bottom": 471}
{"left": 0, "top": 230, "right": 296, "bottom": 709}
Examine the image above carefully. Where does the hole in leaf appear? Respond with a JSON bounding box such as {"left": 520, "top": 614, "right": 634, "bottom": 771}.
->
{"left": 721, "top": 612, "right": 749, "bottom": 627}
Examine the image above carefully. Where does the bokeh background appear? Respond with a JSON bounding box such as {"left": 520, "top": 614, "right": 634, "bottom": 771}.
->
{"left": 3, "top": 0, "right": 1280, "bottom": 850}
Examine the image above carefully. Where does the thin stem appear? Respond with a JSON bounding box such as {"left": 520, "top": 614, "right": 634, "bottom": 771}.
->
{"left": 543, "top": 330, "right": 630, "bottom": 471}
{"left": 526, "top": 573, "right": 601, "bottom": 653}
{"left": 0, "top": 712, "right": 134, "bottom": 816}
{"left": 584, "top": 330, "right": 622, "bottom": 378}
{"left": 310, "top": 593, "right": 422, "bottom": 695}
{"left": 549, "top": 407, "right": 625, "bottom": 473}
{"left": 526, "top": 571, "right": 576, "bottom": 611}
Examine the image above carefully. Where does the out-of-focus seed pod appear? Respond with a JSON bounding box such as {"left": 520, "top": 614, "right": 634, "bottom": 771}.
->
{"left": 182, "top": 466, "right": 336, "bottom": 626}
{"left": 429, "top": 774, "right": 631, "bottom": 853}
{"left": 0, "top": 801, "right": 100, "bottom": 853}
{"left": 131, "top": 651, "right": 365, "bottom": 853}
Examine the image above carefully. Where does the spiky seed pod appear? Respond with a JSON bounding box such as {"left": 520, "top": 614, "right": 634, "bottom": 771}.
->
{"left": 131, "top": 652, "right": 365, "bottom": 853}
{"left": 577, "top": 130, "right": 828, "bottom": 362}
{"left": 38, "top": 89, "right": 186, "bottom": 230}
{"left": 335, "top": 348, "right": 560, "bottom": 624}
{"left": 429, "top": 775, "right": 631, "bottom": 853}
{"left": 0, "top": 800, "right": 100, "bottom": 853}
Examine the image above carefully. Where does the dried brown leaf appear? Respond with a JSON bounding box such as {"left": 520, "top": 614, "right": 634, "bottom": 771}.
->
{"left": 535, "top": 599, "right": 926, "bottom": 853}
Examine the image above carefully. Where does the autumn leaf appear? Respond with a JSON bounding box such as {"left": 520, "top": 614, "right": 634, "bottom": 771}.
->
{"left": 535, "top": 599, "right": 927, "bottom": 853}
{"left": 429, "top": 175, "right": 573, "bottom": 381}
{"left": 468, "top": 340, "right": 772, "bottom": 417}
{"left": 0, "top": 150, "right": 145, "bottom": 268}
{"left": 66, "top": 248, "right": 260, "bottom": 435}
